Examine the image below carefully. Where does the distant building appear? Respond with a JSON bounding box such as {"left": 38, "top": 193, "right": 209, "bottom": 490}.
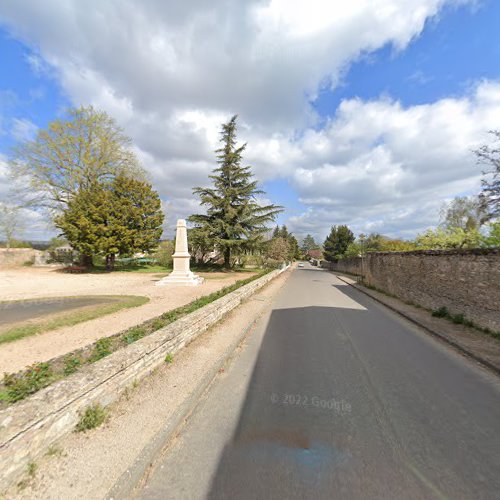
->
{"left": 306, "top": 248, "right": 323, "bottom": 260}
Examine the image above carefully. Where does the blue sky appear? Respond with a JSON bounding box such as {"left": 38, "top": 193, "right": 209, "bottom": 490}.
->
{"left": 0, "top": 31, "right": 68, "bottom": 150}
{"left": 314, "top": 1, "right": 500, "bottom": 114}
{"left": 0, "top": 0, "right": 499, "bottom": 241}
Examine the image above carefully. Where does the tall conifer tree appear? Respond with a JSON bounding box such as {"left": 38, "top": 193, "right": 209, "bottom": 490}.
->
{"left": 189, "top": 116, "right": 282, "bottom": 268}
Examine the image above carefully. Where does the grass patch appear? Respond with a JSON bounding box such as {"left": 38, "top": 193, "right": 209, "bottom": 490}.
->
{"left": 164, "top": 353, "right": 173, "bottom": 364}
{"left": 75, "top": 404, "right": 107, "bottom": 432}
{"left": 122, "top": 326, "right": 147, "bottom": 345}
{"left": 0, "top": 295, "right": 149, "bottom": 345}
{"left": 100, "top": 264, "right": 171, "bottom": 273}
{"left": 358, "top": 283, "right": 500, "bottom": 342}
{"left": 63, "top": 355, "right": 82, "bottom": 375}
{"left": 431, "top": 306, "right": 449, "bottom": 318}
{"left": 78, "top": 262, "right": 263, "bottom": 274}
{"left": 3, "top": 362, "right": 54, "bottom": 403}
{"left": 45, "top": 445, "right": 63, "bottom": 457}
{"left": 431, "top": 306, "right": 500, "bottom": 340}
{"left": 27, "top": 461, "right": 37, "bottom": 478}
{"left": 88, "top": 338, "right": 112, "bottom": 362}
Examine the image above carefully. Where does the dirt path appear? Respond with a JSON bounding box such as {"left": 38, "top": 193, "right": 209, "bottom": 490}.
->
{"left": 0, "top": 268, "right": 252, "bottom": 373}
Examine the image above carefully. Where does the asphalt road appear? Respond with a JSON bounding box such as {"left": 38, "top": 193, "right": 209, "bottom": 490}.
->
{"left": 138, "top": 264, "right": 500, "bottom": 500}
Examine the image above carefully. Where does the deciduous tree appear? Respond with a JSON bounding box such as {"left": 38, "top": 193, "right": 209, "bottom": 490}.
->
{"left": 265, "top": 237, "right": 290, "bottom": 264}
{"left": 439, "top": 196, "right": 486, "bottom": 232}
{"left": 10, "top": 106, "right": 145, "bottom": 213}
{"left": 0, "top": 203, "right": 24, "bottom": 250}
{"left": 415, "top": 227, "right": 481, "bottom": 249}
{"left": 474, "top": 131, "right": 500, "bottom": 221}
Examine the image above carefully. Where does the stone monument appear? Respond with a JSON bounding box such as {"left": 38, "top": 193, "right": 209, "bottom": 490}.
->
{"left": 156, "top": 219, "right": 204, "bottom": 286}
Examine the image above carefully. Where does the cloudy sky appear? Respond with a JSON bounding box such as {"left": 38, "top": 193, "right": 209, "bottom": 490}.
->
{"left": 0, "top": 0, "right": 499, "bottom": 242}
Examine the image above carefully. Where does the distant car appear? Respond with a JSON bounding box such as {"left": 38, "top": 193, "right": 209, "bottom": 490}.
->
{"left": 298, "top": 263, "right": 304, "bottom": 267}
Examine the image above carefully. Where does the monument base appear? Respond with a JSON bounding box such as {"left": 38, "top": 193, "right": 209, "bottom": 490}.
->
{"left": 155, "top": 270, "right": 204, "bottom": 286}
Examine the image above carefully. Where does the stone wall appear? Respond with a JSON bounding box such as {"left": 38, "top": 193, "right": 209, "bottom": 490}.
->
{"left": 322, "top": 257, "right": 362, "bottom": 276}
{"left": 323, "top": 249, "right": 500, "bottom": 332}
{"left": 0, "top": 267, "right": 288, "bottom": 490}
{"left": 0, "top": 248, "right": 41, "bottom": 268}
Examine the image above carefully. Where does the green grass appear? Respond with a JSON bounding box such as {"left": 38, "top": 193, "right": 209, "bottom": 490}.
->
{"left": 75, "top": 404, "right": 107, "bottom": 432}
{"left": 63, "top": 355, "right": 82, "bottom": 375}
{"left": 103, "top": 264, "right": 171, "bottom": 273}
{"left": 88, "top": 338, "right": 112, "bottom": 362}
{"left": 27, "top": 461, "right": 37, "bottom": 478}
{"left": 431, "top": 306, "right": 500, "bottom": 340}
{"left": 0, "top": 295, "right": 149, "bottom": 345}
{"left": 3, "top": 362, "right": 54, "bottom": 402}
{"left": 65, "top": 261, "right": 264, "bottom": 274}
{"left": 354, "top": 282, "right": 500, "bottom": 341}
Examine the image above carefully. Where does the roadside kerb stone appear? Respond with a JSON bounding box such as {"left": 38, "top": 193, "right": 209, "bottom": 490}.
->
{"left": 0, "top": 267, "right": 287, "bottom": 490}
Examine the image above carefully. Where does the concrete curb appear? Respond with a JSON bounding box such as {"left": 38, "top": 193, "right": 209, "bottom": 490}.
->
{"left": 107, "top": 265, "right": 291, "bottom": 499}
{"left": 336, "top": 275, "right": 500, "bottom": 377}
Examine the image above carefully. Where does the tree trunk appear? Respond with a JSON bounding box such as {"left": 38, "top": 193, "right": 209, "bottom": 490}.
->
{"left": 223, "top": 247, "right": 231, "bottom": 269}
{"left": 105, "top": 254, "right": 116, "bottom": 271}
{"left": 81, "top": 254, "right": 93, "bottom": 268}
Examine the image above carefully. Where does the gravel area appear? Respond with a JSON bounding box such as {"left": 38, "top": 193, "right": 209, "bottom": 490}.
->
{"left": 0, "top": 267, "right": 252, "bottom": 373}
{"left": 2, "top": 268, "right": 291, "bottom": 499}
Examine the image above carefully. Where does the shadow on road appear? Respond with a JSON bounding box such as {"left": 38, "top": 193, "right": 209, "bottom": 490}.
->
{"left": 206, "top": 285, "right": 500, "bottom": 499}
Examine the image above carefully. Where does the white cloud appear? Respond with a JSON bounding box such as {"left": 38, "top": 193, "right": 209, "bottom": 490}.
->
{"left": 0, "top": 0, "right": 486, "bottom": 241}
{"left": 269, "top": 81, "right": 500, "bottom": 239}
{"left": 11, "top": 117, "right": 37, "bottom": 141}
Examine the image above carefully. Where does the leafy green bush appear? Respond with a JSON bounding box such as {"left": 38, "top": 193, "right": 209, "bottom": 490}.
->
{"left": 8, "top": 239, "right": 33, "bottom": 249}
{"left": 153, "top": 240, "right": 174, "bottom": 268}
{"left": 3, "top": 362, "right": 54, "bottom": 402}
{"left": 451, "top": 313, "right": 465, "bottom": 324}
{"left": 432, "top": 306, "right": 449, "bottom": 318}
{"left": 75, "top": 404, "right": 107, "bottom": 432}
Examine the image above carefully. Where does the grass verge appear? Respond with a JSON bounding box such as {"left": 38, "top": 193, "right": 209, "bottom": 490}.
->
{"left": 0, "top": 270, "right": 270, "bottom": 407}
{"left": 0, "top": 295, "right": 149, "bottom": 345}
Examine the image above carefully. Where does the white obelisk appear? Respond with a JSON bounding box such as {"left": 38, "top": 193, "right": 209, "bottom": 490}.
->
{"left": 156, "top": 219, "right": 204, "bottom": 286}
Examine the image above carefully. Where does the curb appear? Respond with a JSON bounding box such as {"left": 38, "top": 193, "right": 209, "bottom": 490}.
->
{"left": 107, "top": 266, "right": 291, "bottom": 499}
{"left": 335, "top": 275, "right": 500, "bottom": 377}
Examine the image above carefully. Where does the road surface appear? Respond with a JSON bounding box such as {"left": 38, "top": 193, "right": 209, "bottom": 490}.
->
{"left": 137, "top": 264, "right": 500, "bottom": 499}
